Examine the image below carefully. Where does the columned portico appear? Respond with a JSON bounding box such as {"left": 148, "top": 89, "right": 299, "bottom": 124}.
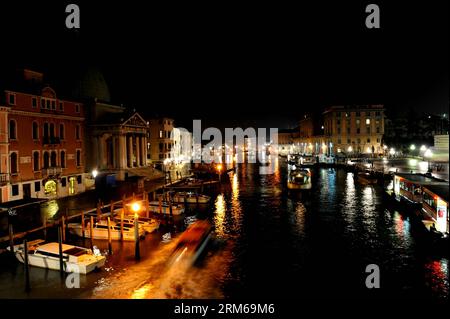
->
{"left": 91, "top": 112, "right": 149, "bottom": 180}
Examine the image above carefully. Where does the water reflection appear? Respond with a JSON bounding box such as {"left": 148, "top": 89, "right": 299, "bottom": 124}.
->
{"left": 40, "top": 200, "right": 59, "bottom": 221}
{"left": 342, "top": 173, "right": 356, "bottom": 226}
{"left": 214, "top": 194, "right": 226, "bottom": 238}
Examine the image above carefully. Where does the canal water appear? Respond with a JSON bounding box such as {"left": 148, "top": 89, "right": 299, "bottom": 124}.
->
{"left": 0, "top": 157, "right": 448, "bottom": 299}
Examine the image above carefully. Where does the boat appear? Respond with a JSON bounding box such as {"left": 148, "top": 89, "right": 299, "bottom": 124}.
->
{"left": 168, "top": 220, "right": 212, "bottom": 267}
{"left": 299, "top": 155, "right": 316, "bottom": 167}
{"left": 159, "top": 192, "right": 211, "bottom": 204}
{"left": 148, "top": 200, "right": 185, "bottom": 215}
{"left": 68, "top": 219, "right": 145, "bottom": 241}
{"left": 391, "top": 173, "right": 448, "bottom": 210}
{"left": 287, "top": 168, "right": 312, "bottom": 190}
{"left": 7, "top": 239, "right": 106, "bottom": 274}
{"left": 113, "top": 215, "right": 160, "bottom": 233}
{"left": 356, "top": 171, "right": 377, "bottom": 185}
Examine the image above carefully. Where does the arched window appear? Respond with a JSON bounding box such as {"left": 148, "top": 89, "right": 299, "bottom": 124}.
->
{"left": 43, "top": 152, "right": 49, "bottom": 169}
{"left": 43, "top": 123, "right": 49, "bottom": 139}
{"left": 32, "top": 122, "right": 39, "bottom": 140}
{"left": 49, "top": 123, "right": 55, "bottom": 138}
{"left": 60, "top": 151, "right": 66, "bottom": 168}
{"left": 33, "top": 151, "right": 40, "bottom": 171}
{"left": 9, "top": 120, "right": 17, "bottom": 140}
{"left": 59, "top": 124, "right": 65, "bottom": 140}
{"left": 10, "top": 152, "right": 18, "bottom": 174}
{"left": 50, "top": 151, "right": 57, "bottom": 167}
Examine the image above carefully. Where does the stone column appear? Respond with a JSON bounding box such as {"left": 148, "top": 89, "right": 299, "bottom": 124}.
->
{"left": 98, "top": 136, "right": 105, "bottom": 169}
{"left": 141, "top": 136, "right": 147, "bottom": 166}
{"left": 112, "top": 136, "right": 117, "bottom": 168}
{"left": 127, "top": 135, "right": 133, "bottom": 168}
{"left": 119, "top": 135, "right": 126, "bottom": 169}
{"left": 136, "top": 135, "right": 141, "bottom": 167}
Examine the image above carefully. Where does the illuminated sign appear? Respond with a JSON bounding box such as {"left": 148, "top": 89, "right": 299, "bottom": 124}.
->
{"left": 436, "top": 198, "right": 448, "bottom": 233}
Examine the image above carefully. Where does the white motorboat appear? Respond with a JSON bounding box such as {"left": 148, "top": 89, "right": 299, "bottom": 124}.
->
{"left": 68, "top": 219, "right": 145, "bottom": 241}
{"left": 148, "top": 201, "right": 185, "bottom": 215}
{"left": 113, "top": 215, "right": 160, "bottom": 233}
{"left": 7, "top": 239, "right": 106, "bottom": 274}
{"left": 159, "top": 192, "right": 211, "bottom": 204}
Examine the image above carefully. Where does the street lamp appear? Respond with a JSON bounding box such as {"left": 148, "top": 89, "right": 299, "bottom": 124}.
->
{"left": 131, "top": 201, "right": 141, "bottom": 214}
{"left": 410, "top": 144, "right": 416, "bottom": 151}
{"left": 420, "top": 145, "right": 427, "bottom": 152}
{"left": 92, "top": 169, "right": 98, "bottom": 178}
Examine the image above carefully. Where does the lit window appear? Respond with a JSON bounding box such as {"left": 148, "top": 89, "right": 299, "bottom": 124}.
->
{"left": 366, "top": 119, "right": 370, "bottom": 125}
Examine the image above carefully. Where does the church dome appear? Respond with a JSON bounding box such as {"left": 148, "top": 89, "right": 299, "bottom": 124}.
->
{"left": 73, "top": 67, "right": 111, "bottom": 102}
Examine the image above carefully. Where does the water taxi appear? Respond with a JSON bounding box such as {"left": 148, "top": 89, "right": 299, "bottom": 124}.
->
{"left": 68, "top": 219, "right": 145, "bottom": 241}
{"left": 168, "top": 220, "right": 212, "bottom": 267}
{"left": 287, "top": 168, "right": 312, "bottom": 190}
{"left": 8, "top": 239, "right": 106, "bottom": 274}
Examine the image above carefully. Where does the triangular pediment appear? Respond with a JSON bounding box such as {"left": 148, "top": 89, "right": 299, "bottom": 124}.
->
{"left": 122, "top": 112, "right": 148, "bottom": 127}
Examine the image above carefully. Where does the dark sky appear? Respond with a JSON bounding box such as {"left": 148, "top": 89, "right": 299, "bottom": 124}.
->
{"left": 0, "top": 1, "right": 448, "bottom": 130}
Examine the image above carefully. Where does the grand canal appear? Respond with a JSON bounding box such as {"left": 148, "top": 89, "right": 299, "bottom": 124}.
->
{"left": 0, "top": 157, "right": 448, "bottom": 299}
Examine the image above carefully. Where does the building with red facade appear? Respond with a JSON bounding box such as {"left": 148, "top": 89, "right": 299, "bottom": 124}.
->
{"left": 0, "top": 69, "right": 87, "bottom": 203}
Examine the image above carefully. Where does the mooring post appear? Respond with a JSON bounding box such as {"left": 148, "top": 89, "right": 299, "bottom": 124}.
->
{"left": 110, "top": 200, "right": 114, "bottom": 215}
{"left": 58, "top": 227, "right": 64, "bottom": 278}
{"left": 107, "top": 216, "right": 112, "bottom": 255}
{"left": 120, "top": 210, "right": 124, "bottom": 242}
{"left": 9, "top": 223, "right": 14, "bottom": 254}
{"left": 89, "top": 216, "right": 94, "bottom": 249}
{"left": 145, "top": 195, "right": 149, "bottom": 219}
{"left": 43, "top": 215, "right": 47, "bottom": 240}
{"left": 61, "top": 216, "right": 66, "bottom": 243}
{"left": 134, "top": 217, "right": 140, "bottom": 260}
{"left": 81, "top": 211, "right": 85, "bottom": 239}
{"left": 96, "top": 201, "right": 101, "bottom": 222}
{"left": 24, "top": 239, "right": 30, "bottom": 292}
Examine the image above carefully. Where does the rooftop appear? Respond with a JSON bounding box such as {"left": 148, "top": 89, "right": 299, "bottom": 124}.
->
{"left": 395, "top": 173, "right": 448, "bottom": 185}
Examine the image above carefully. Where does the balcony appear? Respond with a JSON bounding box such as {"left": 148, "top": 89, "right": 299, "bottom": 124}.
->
{"left": 42, "top": 166, "right": 62, "bottom": 177}
{"left": 43, "top": 136, "right": 61, "bottom": 145}
{"left": 0, "top": 173, "right": 9, "bottom": 185}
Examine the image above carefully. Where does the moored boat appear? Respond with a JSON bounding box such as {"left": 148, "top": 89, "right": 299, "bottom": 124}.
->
{"left": 113, "top": 215, "right": 160, "bottom": 233}
{"left": 68, "top": 219, "right": 145, "bottom": 241}
{"left": 159, "top": 192, "right": 211, "bottom": 204}
{"left": 148, "top": 201, "right": 185, "bottom": 215}
{"left": 356, "top": 171, "right": 377, "bottom": 185}
{"left": 7, "top": 239, "right": 106, "bottom": 274}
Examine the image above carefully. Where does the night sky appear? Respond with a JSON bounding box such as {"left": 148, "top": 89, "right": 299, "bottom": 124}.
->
{"left": 0, "top": 1, "right": 448, "bottom": 130}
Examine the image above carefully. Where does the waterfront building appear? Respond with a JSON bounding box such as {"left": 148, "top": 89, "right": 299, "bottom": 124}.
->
{"left": 296, "top": 105, "right": 385, "bottom": 156}
{"left": 73, "top": 68, "right": 149, "bottom": 181}
{"left": 148, "top": 117, "right": 174, "bottom": 163}
{"left": 277, "top": 128, "right": 299, "bottom": 155}
{"left": 0, "top": 69, "right": 86, "bottom": 202}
